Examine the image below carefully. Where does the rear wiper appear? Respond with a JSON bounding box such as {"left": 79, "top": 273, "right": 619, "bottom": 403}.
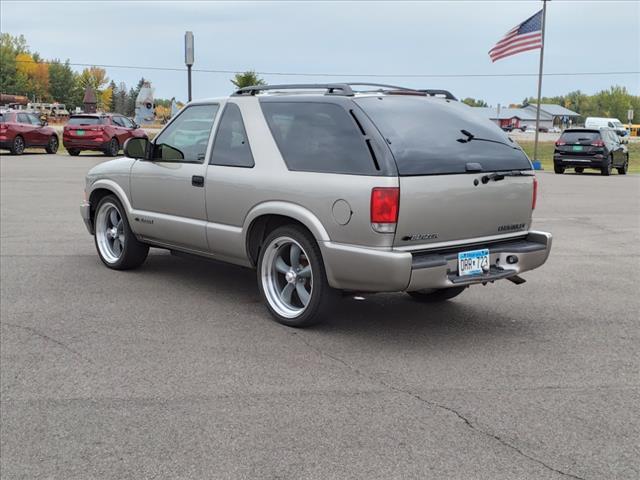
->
{"left": 457, "top": 129, "right": 518, "bottom": 149}
{"left": 481, "top": 170, "right": 534, "bottom": 184}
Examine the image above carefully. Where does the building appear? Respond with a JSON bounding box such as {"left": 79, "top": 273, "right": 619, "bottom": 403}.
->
{"left": 473, "top": 103, "right": 580, "bottom": 130}
{"left": 83, "top": 87, "right": 97, "bottom": 114}
{"left": 524, "top": 104, "right": 580, "bottom": 127}
{"left": 473, "top": 106, "right": 553, "bottom": 130}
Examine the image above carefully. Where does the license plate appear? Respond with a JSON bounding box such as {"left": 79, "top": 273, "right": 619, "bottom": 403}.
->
{"left": 76, "top": 130, "right": 85, "bottom": 136}
{"left": 572, "top": 145, "right": 583, "bottom": 152}
{"left": 458, "top": 249, "right": 489, "bottom": 276}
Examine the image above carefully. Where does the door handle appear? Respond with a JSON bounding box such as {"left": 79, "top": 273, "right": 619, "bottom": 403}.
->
{"left": 192, "top": 175, "right": 205, "bottom": 187}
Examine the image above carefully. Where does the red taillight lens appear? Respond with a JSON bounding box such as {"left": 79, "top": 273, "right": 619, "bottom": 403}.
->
{"left": 532, "top": 177, "right": 538, "bottom": 210}
{"left": 371, "top": 187, "right": 399, "bottom": 232}
{"left": 591, "top": 140, "right": 604, "bottom": 147}
{"left": 555, "top": 140, "right": 566, "bottom": 146}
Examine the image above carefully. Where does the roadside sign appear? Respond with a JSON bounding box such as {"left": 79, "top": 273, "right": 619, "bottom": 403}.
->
{"left": 185, "top": 31, "right": 194, "bottom": 66}
{"left": 628, "top": 109, "right": 634, "bottom": 121}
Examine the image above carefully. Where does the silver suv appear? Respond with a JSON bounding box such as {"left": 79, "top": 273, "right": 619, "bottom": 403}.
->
{"left": 80, "top": 83, "right": 552, "bottom": 327}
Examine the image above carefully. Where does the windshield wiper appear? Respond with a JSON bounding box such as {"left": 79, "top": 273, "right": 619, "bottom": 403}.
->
{"left": 481, "top": 170, "right": 534, "bottom": 184}
{"left": 457, "top": 129, "right": 518, "bottom": 150}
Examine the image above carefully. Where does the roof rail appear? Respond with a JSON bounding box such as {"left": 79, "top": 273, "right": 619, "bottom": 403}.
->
{"left": 232, "top": 83, "right": 354, "bottom": 96}
{"left": 417, "top": 89, "right": 458, "bottom": 101}
{"left": 345, "top": 82, "right": 418, "bottom": 92}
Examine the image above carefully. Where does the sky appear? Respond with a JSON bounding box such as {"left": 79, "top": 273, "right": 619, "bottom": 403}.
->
{"left": 1, "top": 0, "right": 638, "bottom": 106}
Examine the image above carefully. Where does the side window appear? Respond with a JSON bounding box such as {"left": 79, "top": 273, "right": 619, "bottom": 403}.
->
{"left": 112, "top": 116, "right": 124, "bottom": 127}
{"left": 29, "top": 114, "right": 42, "bottom": 125}
{"left": 17, "top": 113, "right": 30, "bottom": 124}
{"left": 209, "top": 103, "right": 254, "bottom": 168}
{"left": 121, "top": 117, "right": 134, "bottom": 128}
{"left": 260, "top": 101, "right": 376, "bottom": 174}
{"left": 152, "top": 104, "right": 219, "bottom": 163}
{"left": 607, "top": 122, "right": 614, "bottom": 128}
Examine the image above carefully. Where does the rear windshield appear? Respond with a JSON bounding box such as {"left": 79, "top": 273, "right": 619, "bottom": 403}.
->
{"left": 559, "top": 131, "right": 600, "bottom": 143}
{"left": 355, "top": 96, "right": 531, "bottom": 175}
{"left": 67, "top": 116, "right": 103, "bottom": 126}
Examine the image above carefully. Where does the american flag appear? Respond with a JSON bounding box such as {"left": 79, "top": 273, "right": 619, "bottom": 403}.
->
{"left": 489, "top": 10, "right": 543, "bottom": 62}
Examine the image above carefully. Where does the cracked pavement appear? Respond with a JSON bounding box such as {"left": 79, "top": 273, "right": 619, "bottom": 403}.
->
{"left": 1, "top": 154, "right": 639, "bottom": 479}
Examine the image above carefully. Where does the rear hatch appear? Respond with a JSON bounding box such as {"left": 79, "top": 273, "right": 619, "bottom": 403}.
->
{"left": 355, "top": 96, "right": 535, "bottom": 248}
{"left": 555, "top": 130, "right": 603, "bottom": 157}
{"left": 65, "top": 116, "right": 105, "bottom": 138}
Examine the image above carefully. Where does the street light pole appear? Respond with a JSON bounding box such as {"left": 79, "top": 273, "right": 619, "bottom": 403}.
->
{"left": 185, "top": 31, "right": 194, "bottom": 102}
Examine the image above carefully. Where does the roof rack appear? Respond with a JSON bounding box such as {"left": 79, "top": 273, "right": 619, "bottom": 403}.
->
{"left": 417, "top": 89, "right": 458, "bottom": 101}
{"left": 345, "top": 82, "right": 418, "bottom": 92}
{"left": 232, "top": 83, "right": 355, "bottom": 96}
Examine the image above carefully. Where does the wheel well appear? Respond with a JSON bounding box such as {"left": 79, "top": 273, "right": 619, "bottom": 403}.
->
{"left": 89, "top": 188, "right": 116, "bottom": 223}
{"left": 246, "top": 214, "right": 312, "bottom": 266}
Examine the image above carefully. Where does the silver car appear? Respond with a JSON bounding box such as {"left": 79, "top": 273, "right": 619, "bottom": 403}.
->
{"left": 80, "top": 83, "right": 552, "bottom": 327}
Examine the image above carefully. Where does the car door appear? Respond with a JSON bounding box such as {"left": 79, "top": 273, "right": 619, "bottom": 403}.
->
{"left": 204, "top": 101, "right": 256, "bottom": 262}
{"left": 118, "top": 116, "right": 135, "bottom": 143}
{"left": 608, "top": 131, "right": 624, "bottom": 165}
{"left": 16, "top": 113, "right": 36, "bottom": 146}
{"left": 129, "top": 103, "right": 220, "bottom": 251}
{"left": 110, "top": 116, "right": 127, "bottom": 145}
{"left": 28, "top": 114, "right": 48, "bottom": 145}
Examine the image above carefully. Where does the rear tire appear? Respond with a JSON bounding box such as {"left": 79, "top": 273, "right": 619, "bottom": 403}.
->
{"left": 407, "top": 286, "right": 466, "bottom": 303}
{"left": 45, "top": 135, "right": 59, "bottom": 154}
{"left": 68, "top": 148, "right": 80, "bottom": 156}
{"left": 575, "top": 167, "right": 584, "bottom": 174}
{"left": 601, "top": 155, "right": 612, "bottom": 176}
{"left": 10, "top": 135, "right": 25, "bottom": 155}
{"left": 94, "top": 195, "right": 148, "bottom": 270}
{"left": 257, "top": 224, "right": 336, "bottom": 327}
{"left": 617, "top": 155, "right": 628, "bottom": 175}
{"left": 554, "top": 164, "right": 565, "bottom": 174}
{"left": 104, "top": 138, "right": 119, "bottom": 157}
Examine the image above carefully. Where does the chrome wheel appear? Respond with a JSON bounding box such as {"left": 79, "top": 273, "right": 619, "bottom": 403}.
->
{"left": 47, "top": 136, "right": 58, "bottom": 153}
{"left": 95, "top": 202, "right": 125, "bottom": 264}
{"left": 261, "top": 236, "right": 313, "bottom": 319}
{"left": 13, "top": 136, "right": 24, "bottom": 155}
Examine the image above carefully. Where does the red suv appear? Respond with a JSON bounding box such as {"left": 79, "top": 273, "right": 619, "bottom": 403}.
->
{"left": 63, "top": 114, "right": 147, "bottom": 156}
{"left": 0, "top": 111, "right": 59, "bottom": 155}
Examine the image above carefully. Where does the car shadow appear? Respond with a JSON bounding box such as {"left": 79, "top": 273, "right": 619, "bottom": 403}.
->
{"left": 136, "top": 250, "right": 532, "bottom": 343}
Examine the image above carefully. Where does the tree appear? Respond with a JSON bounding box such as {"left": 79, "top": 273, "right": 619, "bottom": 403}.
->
{"left": 462, "top": 97, "right": 488, "bottom": 107}
{"left": 77, "top": 66, "right": 109, "bottom": 92}
{"left": 0, "top": 33, "right": 29, "bottom": 94}
{"left": 15, "top": 52, "right": 49, "bottom": 100}
{"left": 113, "top": 81, "right": 128, "bottom": 114}
{"left": 48, "top": 60, "right": 76, "bottom": 105}
{"left": 230, "top": 71, "right": 265, "bottom": 89}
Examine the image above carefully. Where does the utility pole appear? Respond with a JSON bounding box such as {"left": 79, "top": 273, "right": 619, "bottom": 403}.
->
{"left": 532, "top": 0, "right": 548, "bottom": 163}
{"left": 185, "top": 31, "right": 194, "bottom": 102}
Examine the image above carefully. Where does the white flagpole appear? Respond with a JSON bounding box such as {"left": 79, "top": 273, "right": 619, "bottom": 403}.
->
{"left": 533, "top": 0, "right": 548, "bottom": 164}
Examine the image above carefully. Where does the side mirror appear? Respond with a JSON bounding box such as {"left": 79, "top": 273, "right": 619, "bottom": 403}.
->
{"left": 123, "top": 137, "right": 150, "bottom": 159}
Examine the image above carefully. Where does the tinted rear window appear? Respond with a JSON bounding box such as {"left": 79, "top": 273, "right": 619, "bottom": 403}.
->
{"left": 68, "top": 116, "right": 103, "bottom": 125}
{"left": 559, "top": 131, "right": 600, "bottom": 143}
{"left": 355, "top": 96, "right": 531, "bottom": 175}
{"left": 260, "top": 101, "right": 378, "bottom": 175}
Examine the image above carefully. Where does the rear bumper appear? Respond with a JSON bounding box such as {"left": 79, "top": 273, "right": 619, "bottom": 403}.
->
{"left": 63, "top": 138, "right": 109, "bottom": 151}
{"left": 321, "top": 231, "right": 552, "bottom": 292}
{"left": 554, "top": 155, "right": 603, "bottom": 168}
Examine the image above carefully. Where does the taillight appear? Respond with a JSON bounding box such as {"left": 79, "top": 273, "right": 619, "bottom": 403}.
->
{"left": 591, "top": 140, "right": 604, "bottom": 147}
{"left": 555, "top": 140, "right": 566, "bottom": 146}
{"left": 532, "top": 177, "right": 538, "bottom": 210}
{"left": 371, "top": 187, "right": 399, "bottom": 233}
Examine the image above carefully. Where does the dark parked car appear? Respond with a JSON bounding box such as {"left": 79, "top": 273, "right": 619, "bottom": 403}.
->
{"left": 553, "top": 128, "right": 629, "bottom": 175}
{"left": 63, "top": 114, "right": 147, "bottom": 156}
{"left": 0, "top": 111, "right": 59, "bottom": 155}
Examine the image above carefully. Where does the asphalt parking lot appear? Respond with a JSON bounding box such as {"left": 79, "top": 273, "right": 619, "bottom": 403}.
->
{"left": 1, "top": 153, "right": 639, "bottom": 480}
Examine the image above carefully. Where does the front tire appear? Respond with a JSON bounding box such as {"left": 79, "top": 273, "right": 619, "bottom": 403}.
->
{"left": 104, "top": 138, "right": 119, "bottom": 157}
{"left": 407, "top": 286, "right": 466, "bottom": 303}
{"left": 617, "top": 155, "right": 628, "bottom": 175}
{"left": 94, "top": 195, "right": 148, "bottom": 270}
{"left": 257, "top": 225, "right": 336, "bottom": 327}
{"left": 45, "top": 135, "right": 58, "bottom": 154}
{"left": 10, "top": 135, "right": 25, "bottom": 155}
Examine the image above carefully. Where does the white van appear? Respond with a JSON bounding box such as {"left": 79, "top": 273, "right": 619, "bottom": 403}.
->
{"left": 585, "top": 117, "right": 629, "bottom": 143}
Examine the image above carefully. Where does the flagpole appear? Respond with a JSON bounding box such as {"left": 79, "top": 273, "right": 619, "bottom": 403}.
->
{"left": 533, "top": 0, "right": 548, "bottom": 163}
